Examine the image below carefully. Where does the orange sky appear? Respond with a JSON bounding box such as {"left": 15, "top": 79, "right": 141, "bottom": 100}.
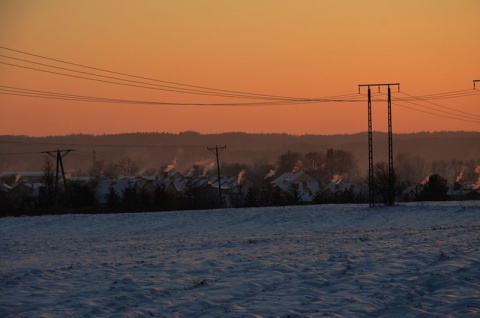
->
{"left": 0, "top": 0, "right": 479, "bottom": 136}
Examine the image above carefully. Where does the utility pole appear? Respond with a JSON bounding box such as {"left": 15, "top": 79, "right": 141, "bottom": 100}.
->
{"left": 41, "top": 149, "right": 74, "bottom": 209}
{"left": 207, "top": 145, "right": 226, "bottom": 208}
{"left": 474, "top": 80, "right": 480, "bottom": 90}
{"left": 358, "top": 83, "right": 399, "bottom": 207}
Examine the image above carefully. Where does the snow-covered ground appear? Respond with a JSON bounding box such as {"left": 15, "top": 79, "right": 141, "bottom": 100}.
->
{"left": 1, "top": 202, "right": 479, "bottom": 317}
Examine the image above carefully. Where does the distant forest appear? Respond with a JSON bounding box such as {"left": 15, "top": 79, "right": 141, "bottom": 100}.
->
{"left": 1, "top": 131, "right": 480, "bottom": 184}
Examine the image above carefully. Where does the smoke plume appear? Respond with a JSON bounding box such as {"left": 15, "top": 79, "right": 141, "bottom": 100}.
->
{"left": 474, "top": 165, "right": 480, "bottom": 190}
{"left": 421, "top": 176, "right": 430, "bottom": 186}
{"left": 292, "top": 160, "right": 303, "bottom": 173}
{"left": 456, "top": 171, "right": 463, "bottom": 183}
{"left": 164, "top": 158, "right": 177, "bottom": 173}
{"left": 331, "top": 174, "right": 342, "bottom": 185}
{"left": 237, "top": 169, "right": 246, "bottom": 186}
{"left": 203, "top": 162, "right": 215, "bottom": 176}
{"left": 264, "top": 166, "right": 278, "bottom": 180}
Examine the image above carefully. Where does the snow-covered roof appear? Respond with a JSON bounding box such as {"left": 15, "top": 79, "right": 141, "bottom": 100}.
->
{"left": 324, "top": 181, "right": 354, "bottom": 193}
{"left": 447, "top": 182, "right": 479, "bottom": 196}
{"left": 167, "top": 179, "right": 189, "bottom": 193}
{"left": 0, "top": 182, "right": 12, "bottom": 193}
{"left": 272, "top": 175, "right": 320, "bottom": 202}
{"left": 272, "top": 172, "right": 306, "bottom": 185}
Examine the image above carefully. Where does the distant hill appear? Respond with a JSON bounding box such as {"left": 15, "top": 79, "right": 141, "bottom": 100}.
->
{"left": 1, "top": 131, "right": 479, "bottom": 179}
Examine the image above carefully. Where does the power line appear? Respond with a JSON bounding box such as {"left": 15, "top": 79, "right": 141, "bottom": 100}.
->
{"left": 3, "top": 80, "right": 477, "bottom": 106}
{"left": 368, "top": 93, "right": 480, "bottom": 124}
{"left": 1, "top": 47, "right": 478, "bottom": 105}
{"left": 1, "top": 46, "right": 479, "bottom": 126}
{"left": 398, "top": 89, "right": 480, "bottom": 101}
{"left": 0, "top": 138, "right": 209, "bottom": 148}
{"left": 0, "top": 57, "right": 307, "bottom": 101}
{"left": 0, "top": 151, "right": 42, "bottom": 156}
{"left": 394, "top": 104, "right": 480, "bottom": 124}
{"left": 0, "top": 85, "right": 367, "bottom": 106}
{"left": 390, "top": 94, "right": 480, "bottom": 123}
{"left": 0, "top": 46, "right": 306, "bottom": 101}
{"left": 1, "top": 60, "right": 282, "bottom": 100}
{"left": 50, "top": 150, "right": 149, "bottom": 170}
{"left": 363, "top": 89, "right": 480, "bottom": 102}
{"left": 398, "top": 91, "right": 480, "bottom": 119}
{"left": 397, "top": 89, "right": 480, "bottom": 102}
{"left": 9, "top": 46, "right": 470, "bottom": 103}
{"left": 3, "top": 85, "right": 477, "bottom": 124}
{"left": 0, "top": 90, "right": 364, "bottom": 106}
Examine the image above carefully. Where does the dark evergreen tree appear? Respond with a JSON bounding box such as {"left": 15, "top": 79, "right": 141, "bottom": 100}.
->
{"left": 244, "top": 187, "right": 259, "bottom": 207}
{"left": 338, "top": 185, "right": 356, "bottom": 203}
{"left": 152, "top": 183, "right": 169, "bottom": 211}
{"left": 270, "top": 186, "right": 285, "bottom": 206}
{"left": 285, "top": 184, "right": 301, "bottom": 205}
{"left": 122, "top": 183, "right": 138, "bottom": 212}
{"left": 420, "top": 174, "right": 449, "bottom": 201}
{"left": 69, "top": 181, "right": 97, "bottom": 208}
{"left": 37, "top": 156, "right": 55, "bottom": 209}
{"left": 137, "top": 188, "right": 152, "bottom": 212}
{"left": 106, "top": 183, "right": 120, "bottom": 212}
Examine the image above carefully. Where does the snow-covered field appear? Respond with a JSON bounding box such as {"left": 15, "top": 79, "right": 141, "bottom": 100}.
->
{"left": 1, "top": 202, "right": 480, "bottom": 317}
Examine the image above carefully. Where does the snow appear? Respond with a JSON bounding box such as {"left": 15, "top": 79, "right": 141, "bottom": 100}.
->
{"left": 1, "top": 201, "right": 479, "bottom": 317}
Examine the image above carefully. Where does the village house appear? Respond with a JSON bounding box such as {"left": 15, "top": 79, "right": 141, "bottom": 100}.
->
{"left": 448, "top": 181, "right": 480, "bottom": 201}
{"left": 8, "top": 182, "right": 41, "bottom": 209}
{"left": 402, "top": 183, "right": 423, "bottom": 202}
{"left": 271, "top": 172, "right": 320, "bottom": 203}
{"left": 91, "top": 171, "right": 253, "bottom": 208}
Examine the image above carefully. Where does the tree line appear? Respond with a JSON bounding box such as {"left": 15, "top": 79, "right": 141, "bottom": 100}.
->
{"left": 2, "top": 131, "right": 479, "bottom": 176}
{"left": 1, "top": 147, "right": 478, "bottom": 217}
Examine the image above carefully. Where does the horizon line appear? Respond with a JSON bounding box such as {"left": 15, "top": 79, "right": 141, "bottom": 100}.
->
{"left": 1, "top": 129, "right": 479, "bottom": 138}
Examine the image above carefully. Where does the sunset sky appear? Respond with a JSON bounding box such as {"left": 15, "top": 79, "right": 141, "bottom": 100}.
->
{"left": 1, "top": 0, "right": 479, "bottom": 136}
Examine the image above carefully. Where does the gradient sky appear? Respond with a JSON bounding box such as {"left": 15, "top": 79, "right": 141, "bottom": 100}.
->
{"left": 1, "top": 0, "right": 479, "bottom": 136}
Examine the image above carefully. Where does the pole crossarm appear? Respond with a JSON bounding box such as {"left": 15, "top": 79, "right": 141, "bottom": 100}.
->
{"left": 207, "top": 145, "right": 226, "bottom": 156}
{"left": 358, "top": 83, "right": 400, "bottom": 93}
{"left": 41, "top": 149, "right": 75, "bottom": 157}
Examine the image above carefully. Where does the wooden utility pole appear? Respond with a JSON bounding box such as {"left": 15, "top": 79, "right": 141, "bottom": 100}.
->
{"left": 207, "top": 145, "right": 226, "bottom": 208}
{"left": 41, "top": 149, "right": 74, "bottom": 209}
{"left": 358, "top": 83, "right": 399, "bottom": 207}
